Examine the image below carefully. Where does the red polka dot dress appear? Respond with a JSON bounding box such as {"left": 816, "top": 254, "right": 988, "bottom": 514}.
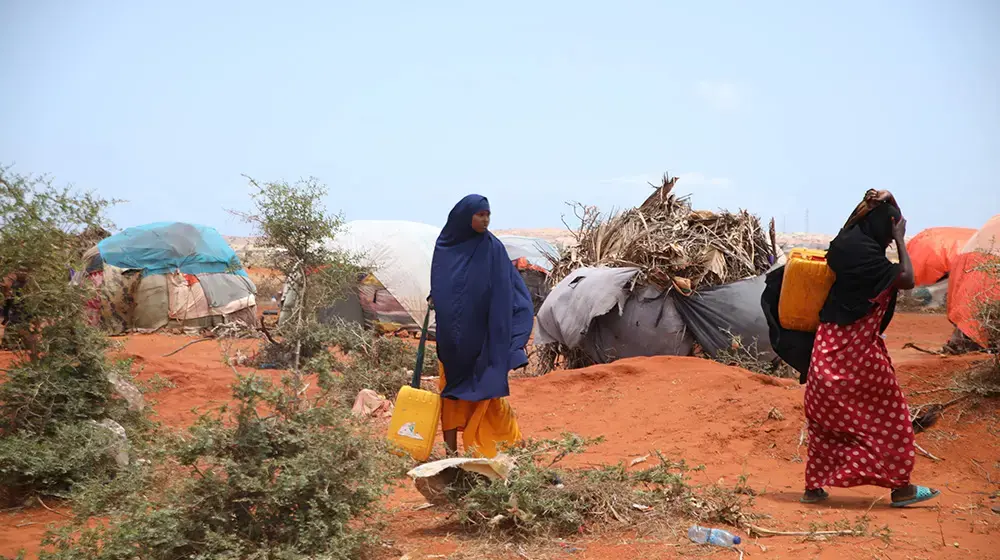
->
{"left": 804, "top": 288, "right": 915, "bottom": 491}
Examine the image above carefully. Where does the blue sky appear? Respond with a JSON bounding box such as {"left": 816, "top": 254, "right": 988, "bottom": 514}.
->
{"left": 2, "top": 1, "right": 997, "bottom": 236}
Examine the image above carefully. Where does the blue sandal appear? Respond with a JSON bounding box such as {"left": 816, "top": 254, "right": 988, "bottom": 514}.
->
{"left": 890, "top": 486, "right": 940, "bottom": 508}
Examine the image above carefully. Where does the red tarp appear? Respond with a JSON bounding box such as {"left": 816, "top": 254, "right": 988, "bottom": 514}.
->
{"left": 906, "top": 227, "right": 976, "bottom": 286}
{"left": 946, "top": 216, "right": 1000, "bottom": 346}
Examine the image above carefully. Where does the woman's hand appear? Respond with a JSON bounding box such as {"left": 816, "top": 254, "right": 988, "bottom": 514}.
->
{"left": 892, "top": 216, "right": 907, "bottom": 242}
{"left": 865, "top": 189, "right": 898, "bottom": 209}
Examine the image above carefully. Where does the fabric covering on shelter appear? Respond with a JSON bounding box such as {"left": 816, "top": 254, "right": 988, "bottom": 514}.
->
{"left": 537, "top": 266, "right": 776, "bottom": 364}
{"left": 198, "top": 273, "right": 257, "bottom": 313}
{"left": 671, "top": 274, "right": 775, "bottom": 360}
{"left": 98, "top": 222, "right": 247, "bottom": 277}
{"left": 947, "top": 215, "right": 1000, "bottom": 347}
{"left": 535, "top": 267, "right": 640, "bottom": 350}
{"left": 906, "top": 227, "right": 976, "bottom": 286}
{"left": 326, "top": 220, "right": 439, "bottom": 329}
{"left": 85, "top": 222, "right": 256, "bottom": 334}
{"left": 585, "top": 283, "right": 694, "bottom": 363}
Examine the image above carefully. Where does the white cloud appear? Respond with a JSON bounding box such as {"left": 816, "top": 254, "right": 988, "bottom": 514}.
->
{"left": 602, "top": 172, "right": 731, "bottom": 189}
{"left": 695, "top": 81, "right": 743, "bottom": 112}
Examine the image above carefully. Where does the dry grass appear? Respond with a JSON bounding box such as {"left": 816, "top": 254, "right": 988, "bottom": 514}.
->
{"left": 550, "top": 174, "right": 775, "bottom": 291}
{"left": 529, "top": 342, "right": 595, "bottom": 376}
{"left": 710, "top": 334, "right": 798, "bottom": 379}
{"left": 442, "top": 435, "right": 755, "bottom": 543}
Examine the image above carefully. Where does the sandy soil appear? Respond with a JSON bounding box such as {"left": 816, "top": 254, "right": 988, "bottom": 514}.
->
{"left": 1, "top": 313, "right": 997, "bottom": 559}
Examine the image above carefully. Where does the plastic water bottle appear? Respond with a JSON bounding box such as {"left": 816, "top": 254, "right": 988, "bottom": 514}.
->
{"left": 688, "top": 525, "right": 741, "bottom": 548}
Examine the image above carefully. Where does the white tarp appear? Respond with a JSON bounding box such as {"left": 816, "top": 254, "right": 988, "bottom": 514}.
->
{"left": 497, "top": 235, "right": 558, "bottom": 272}
{"left": 326, "top": 220, "right": 439, "bottom": 326}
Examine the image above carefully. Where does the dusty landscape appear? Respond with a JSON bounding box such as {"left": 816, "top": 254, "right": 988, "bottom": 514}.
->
{"left": 2, "top": 310, "right": 996, "bottom": 559}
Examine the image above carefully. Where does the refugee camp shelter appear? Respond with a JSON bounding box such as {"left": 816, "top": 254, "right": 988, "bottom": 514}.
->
{"left": 282, "top": 220, "right": 439, "bottom": 335}
{"left": 907, "top": 227, "right": 977, "bottom": 287}
{"left": 83, "top": 222, "right": 257, "bottom": 334}
{"left": 536, "top": 265, "right": 778, "bottom": 365}
{"left": 947, "top": 215, "right": 1000, "bottom": 347}
{"left": 282, "top": 222, "right": 557, "bottom": 334}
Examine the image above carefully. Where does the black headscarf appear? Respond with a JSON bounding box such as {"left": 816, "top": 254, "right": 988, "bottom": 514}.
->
{"left": 819, "top": 201, "right": 902, "bottom": 327}
{"left": 760, "top": 198, "right": 902, "bottom": 384}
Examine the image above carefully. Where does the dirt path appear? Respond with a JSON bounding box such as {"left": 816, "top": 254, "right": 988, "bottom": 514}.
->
{"left": 1, "top": 313, "right": 998, "bottom": 559}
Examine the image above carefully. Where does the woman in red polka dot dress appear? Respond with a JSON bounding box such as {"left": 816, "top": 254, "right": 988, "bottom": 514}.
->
{"left": 802, "top": 190, "right": 940, "bottom": 507}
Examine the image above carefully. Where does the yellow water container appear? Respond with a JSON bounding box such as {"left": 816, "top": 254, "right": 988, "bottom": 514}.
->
{"left": 386, "top": 307, "right": 440, "bottom": 462}
{"left": 386, "top": 385, "right": 441, "bottom": 462}
{"left": 779, "top": 248, "right": 836, "bottom": 332}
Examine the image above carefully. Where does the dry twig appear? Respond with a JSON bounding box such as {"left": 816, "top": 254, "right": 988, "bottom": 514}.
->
{"left": 36, "top": 496, "right": 71, "bottom": 518}
{"left": 749, "top": 525, "right": 860, "bottom": 538}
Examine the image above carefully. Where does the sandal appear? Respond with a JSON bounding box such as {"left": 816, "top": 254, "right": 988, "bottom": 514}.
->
{"left": 891, "top": 485, "right": 940, "bottom": 508}
{"left": 800, "top": 488, "right": 829, "bottom": 504}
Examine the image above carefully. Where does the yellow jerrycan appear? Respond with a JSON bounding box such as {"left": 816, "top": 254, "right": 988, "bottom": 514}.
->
{"left": 386, "top": 306, "right": 441, "bottom": 462}
{"left": 779, "top": 248, "right": 837, "bottom": 332}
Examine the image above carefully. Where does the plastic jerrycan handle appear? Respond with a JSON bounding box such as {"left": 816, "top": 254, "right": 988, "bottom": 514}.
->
{"left": 410, "top": 304, "right": 432, "bottom": 389}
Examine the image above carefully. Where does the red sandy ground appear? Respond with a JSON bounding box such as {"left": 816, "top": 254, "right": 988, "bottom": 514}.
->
{"left": 2, "top": 313, "right": 998, "bottom": 559}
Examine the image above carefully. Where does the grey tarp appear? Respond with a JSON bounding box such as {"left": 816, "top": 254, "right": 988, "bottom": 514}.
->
{"left": 197, "top": 273, "right": 257, "bottom": 309}
{"left": 585, "top": 284, "right": 694, "bottom": 362}
{"left": 133, "top": 274, "right": 169, "bottom": 331}
{"left": 670, "top": 274, "right": 776, "bottom": 360}
{"left": 537, "top": 266, "right": 776, "bottom": 364}
{"left": 535, "top": 267, "right": 640, "bottom": 348}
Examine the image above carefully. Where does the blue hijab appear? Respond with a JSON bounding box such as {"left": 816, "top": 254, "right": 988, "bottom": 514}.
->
{"left": 431, "top": 195, "right": 534, "bottom": 401}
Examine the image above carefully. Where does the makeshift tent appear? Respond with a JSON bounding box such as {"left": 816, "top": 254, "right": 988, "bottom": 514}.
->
{"left": 906, "top": 227, "right": 976, "bottom": 286}
{"left": 83, "top": 222, "right": 257, "bottom": 334}
{"left": 535, "top": 266, "right": 776, "bottom": 365}
{"left": 285, "top": 222, "right": 558, "bottom": 334}
{"left": 498, "top": 235, "right": 557, "bottom": 314}
{"left": 279, "top": 220, "right": 439, "bottom": 335}
{"left": 946, "top": 215, "right": 1000, "bottom": 347}
{"left": 535, "top": 175, "right": 778, "bottom": 369}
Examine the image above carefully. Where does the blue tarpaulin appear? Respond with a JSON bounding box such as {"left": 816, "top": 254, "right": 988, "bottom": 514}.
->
{"left": 97, "top": 222, "right": 247, "bottom": 276}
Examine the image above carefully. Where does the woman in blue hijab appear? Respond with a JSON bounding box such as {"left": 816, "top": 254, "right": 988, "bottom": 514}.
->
{"left": 431, "top": 194, "right": 534, "bottom": 457}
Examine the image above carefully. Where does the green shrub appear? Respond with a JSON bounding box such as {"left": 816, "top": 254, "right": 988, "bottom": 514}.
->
{"left": 41, "top": 373, "right": 403, "bottom": 560}
{"left": 0, "top": 167, "right": 153, "bottom": 505}
{"left": 324, "top": 318, "right": 437, "bottom": 404}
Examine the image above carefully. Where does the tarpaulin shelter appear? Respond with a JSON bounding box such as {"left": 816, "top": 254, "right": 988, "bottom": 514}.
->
{"left": 906, "top": 227, "right": 976, "bottom": 287}
{"left": 535, "top": 266, "right": 777, "bottom": 364}
{"left": 82, "top": 222, "right": 257, "bottom": 334}
{"left": 282, "top": 220, "right": 439, "bottom": 335}
{"left": 286, "top": 222, "right": 557, "bottom": 334}
{"left": 946, "top": 215, "right": 1000, "bottom": 347}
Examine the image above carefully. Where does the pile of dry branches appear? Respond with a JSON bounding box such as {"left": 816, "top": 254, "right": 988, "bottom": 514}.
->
{"left": 550, "top": 174, "right": 776, "bottom": 291}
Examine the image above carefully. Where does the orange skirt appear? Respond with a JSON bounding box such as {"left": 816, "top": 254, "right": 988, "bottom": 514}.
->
{"left": 438, "top": 361, "right": 521, "bottom": 458}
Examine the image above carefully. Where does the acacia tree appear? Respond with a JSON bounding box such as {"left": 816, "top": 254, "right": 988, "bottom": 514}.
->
{"left": 235, "top": 176, "right": 361, "bottom": 376}
{"left": 0, "top": 166, "right": 148, "bottom": 504}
